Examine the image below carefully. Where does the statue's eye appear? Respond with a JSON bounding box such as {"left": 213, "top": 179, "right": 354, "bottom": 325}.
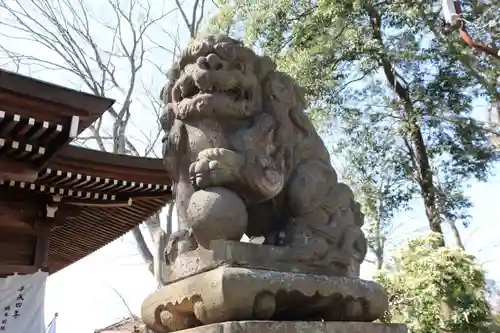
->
{"left": 190, "top": 41, "right": 210, "bottom": 58}
{"left": 214, "top": 42, "right": 236, "bottom": 62}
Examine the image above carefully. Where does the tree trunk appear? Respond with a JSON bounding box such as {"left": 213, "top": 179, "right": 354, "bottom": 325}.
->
{"left": 131, "top": 226, "right": 154, "bottom": 274}
{"left": 366, "top": 5, "right": 445, "bottom": 245}
{"left": 366, "top": 8, "right": 458, "bottom": 331}
{"left": 375, "top": 248, "right": 383, "bottom": 270}
{"left": 408, "top": 126, "right": 445, "bottom": 242}
{"left": 153, "top": 202, "right": 175, "bottom": 288}
{"left": 448, "top": 221, "right": 465, "bottom": 250}
{"left": 490, "top": 98, "right": 500, "bottom": 150}
{"left": 374, "top": 214, "right": 384, "bottom": 270}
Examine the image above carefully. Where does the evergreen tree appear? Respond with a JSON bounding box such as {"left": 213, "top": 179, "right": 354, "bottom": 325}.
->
{"left": 206, "top": 0, "right": 499, "bottom": 247}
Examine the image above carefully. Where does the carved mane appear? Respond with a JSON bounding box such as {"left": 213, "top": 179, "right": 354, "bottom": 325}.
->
{"left": 160, "top": 35, "right": 330, "bottom": 177}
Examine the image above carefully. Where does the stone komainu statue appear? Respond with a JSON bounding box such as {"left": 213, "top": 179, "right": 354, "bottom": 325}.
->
{"left": 160, "top": 35, "right": 367, "bottom": 276}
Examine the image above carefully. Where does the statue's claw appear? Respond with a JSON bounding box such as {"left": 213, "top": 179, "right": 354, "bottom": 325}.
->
{"left": 189, "top": 148, "right": 244, "bottom": 189}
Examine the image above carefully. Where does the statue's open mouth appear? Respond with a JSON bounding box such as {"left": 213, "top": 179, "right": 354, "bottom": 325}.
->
{"left": 175, "top": 65, "right": 253, "bottom": 101}
{"left": 182, "top": 85, "right": 251, "bottom": 102}
{"left": 172, "top": 66, "right": 257, "bottom": 119}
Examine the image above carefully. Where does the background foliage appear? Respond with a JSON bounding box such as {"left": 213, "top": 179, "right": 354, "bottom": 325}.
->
{"left": 376, "top": 233, "right": 491, "bottom": 333}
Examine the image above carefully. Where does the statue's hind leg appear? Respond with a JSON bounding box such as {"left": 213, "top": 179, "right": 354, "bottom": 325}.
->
{"left": 283, "top": 158, "right": 367, "bottom": 276}
{"left": 283, "top": 159, "right": 338, "bottom": 259}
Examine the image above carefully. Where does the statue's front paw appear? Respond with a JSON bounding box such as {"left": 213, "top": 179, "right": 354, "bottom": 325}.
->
{"left": 189, "top": 148, "right": 244, "bottom": 188}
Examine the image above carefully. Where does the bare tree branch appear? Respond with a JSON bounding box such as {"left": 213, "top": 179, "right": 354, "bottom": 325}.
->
{"left": 0, "top": 0, "right": 208, "bottom": 285}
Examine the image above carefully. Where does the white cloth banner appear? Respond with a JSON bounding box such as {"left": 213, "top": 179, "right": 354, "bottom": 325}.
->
{"left": 0, "top": 270, "right": 48, "bottom": 333}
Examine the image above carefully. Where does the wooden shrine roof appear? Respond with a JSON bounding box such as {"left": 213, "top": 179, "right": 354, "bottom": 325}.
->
{"left": 0, "top": 69, "right": 113, "bottom": 132}
{"left": 0, "top": 69, "right": 115, "bottom": 171}
{"left": 0, "top": 69, "right": 172, "bottom": 276}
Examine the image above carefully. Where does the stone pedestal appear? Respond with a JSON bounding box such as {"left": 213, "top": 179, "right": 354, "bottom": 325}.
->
{"left": 174, "top": 321, "right": 407, "bottom": 333}
{"left": 142, "top": 266, "right": 388, "bottom": 331}
{"left": 141, "top": 241, "right": 392, "bottom": 333}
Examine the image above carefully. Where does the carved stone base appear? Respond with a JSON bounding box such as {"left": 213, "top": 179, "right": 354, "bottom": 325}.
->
{"left": 141, "top": 266, "right": 389, "bottom": 333}
{"left": 174, "top": 321, "right": 407, "bottom": 333}
{"left": 164, "top": 239, "right": 355, "bottom": 284}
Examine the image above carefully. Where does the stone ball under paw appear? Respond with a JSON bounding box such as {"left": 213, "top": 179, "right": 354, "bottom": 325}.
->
{"left": 187, "top": 187, "right": 248, "bottom": 248}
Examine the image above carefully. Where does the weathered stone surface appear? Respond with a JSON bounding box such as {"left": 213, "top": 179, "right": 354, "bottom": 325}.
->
{"left": 187, "top": 187, "right": 248, "bottom": 248}
{"left": 160, "top": 35, "right": 367, "bottom": 275}
{"left": 145, "top": 34, "right": 394, "bottom": 333}
{"left": 177, "top": 321, "right": 407, "bottom": 333}
{"left": 142, "top": 266, "right": 389, "bottom": 333}
{"left": 163, "top": 239, "right": 350, "bottom": 283}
